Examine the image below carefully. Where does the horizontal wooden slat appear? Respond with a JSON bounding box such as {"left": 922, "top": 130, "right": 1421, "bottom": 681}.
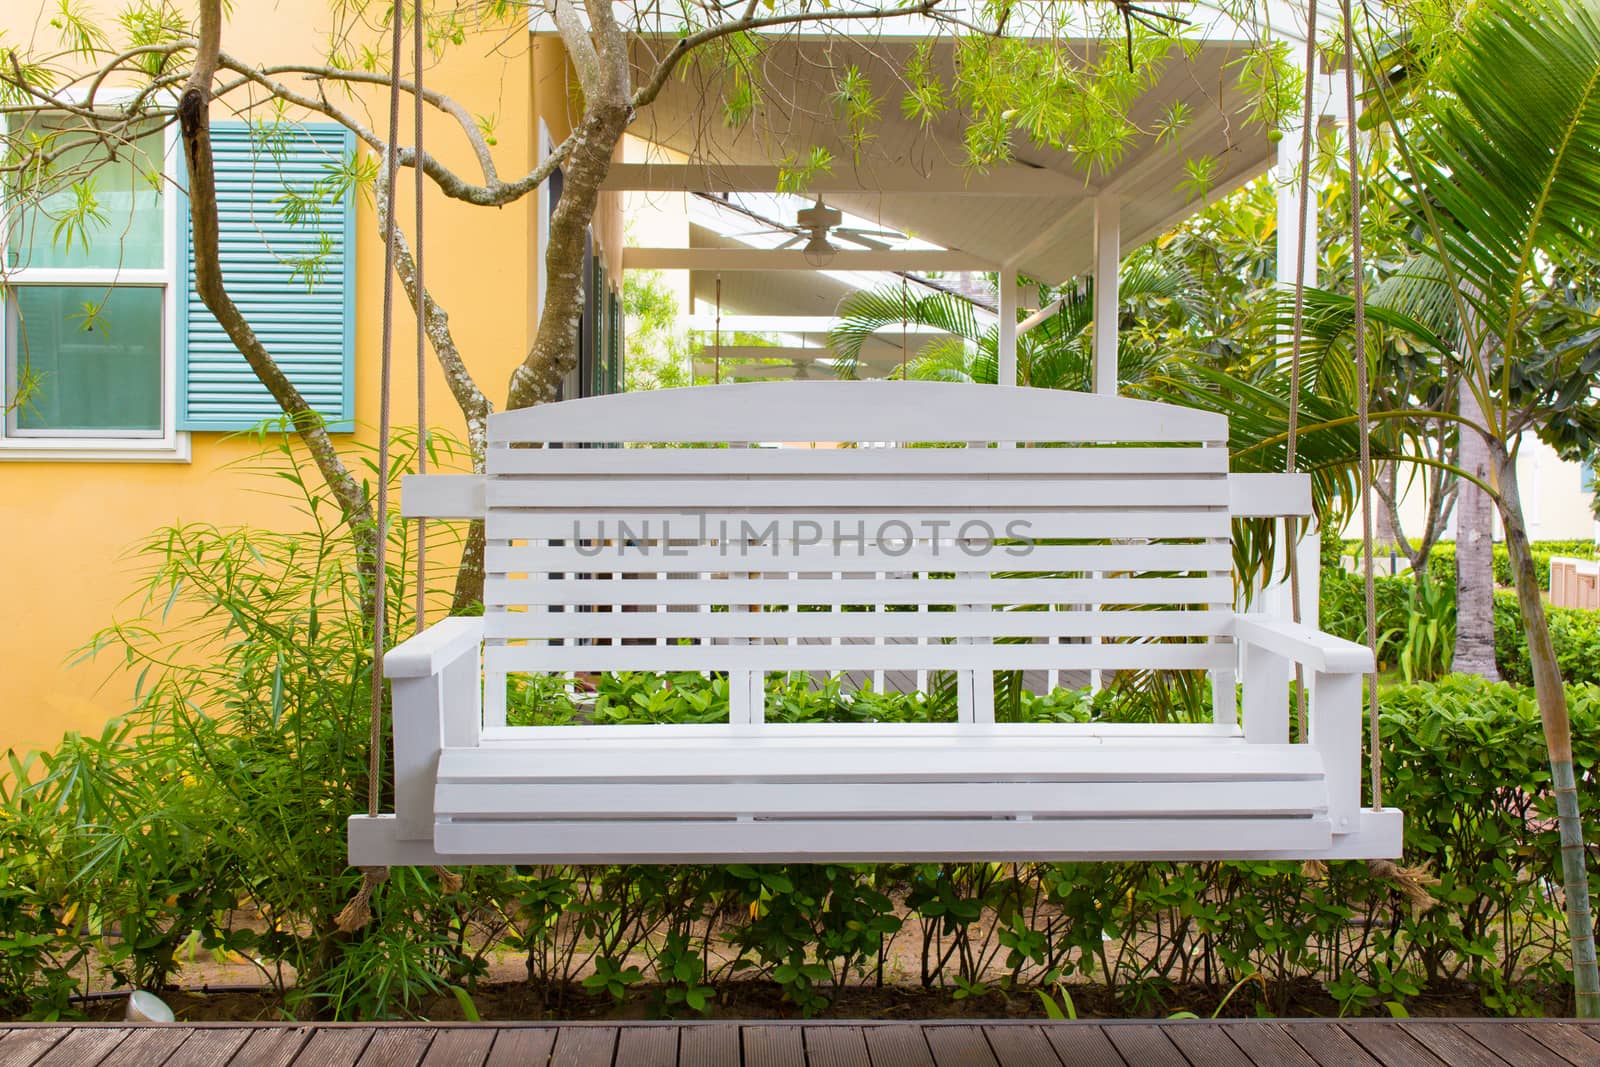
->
{"left": 436, "top": 779, "right": 1324, "bottom": 819}
{"left": 488, "top": 381, "right": 1227, "bottom": 445}
{"left": 486, "top": 476, "right": 1227, "bottom": 510}
{"left": 483, "top": 641, "right": 1234, "bottom": 674}
{"left": 484, "top": 575, "right": 1233, "bottom": 607}
{"left": 1229, "top": 473, "right": 1313, "bottom": 517}
{"left": 486, "top": 509, "right": 1232, "bottom": 541}
{"left": 482, "top": 608, "right": 1234, "bottom": 642}
{"left": 485, "top": 542, "right": 1235, "bottom": 576}
{"left": 433, "top": 816, "right": 1331, "bottom": 862}
{"left": 476, "top": 722, "right": 1244, "bottom": 742}
{"left": 436, "top": 739, "right": 1324, "bottom": 783}
{"left": 352, "top": 808, "right": 1406, "bottom": 865}
{"left": 401, "top": 474, "right": 486, "bottom": 520}
{"left": 488, "top": 446, "right": 1228, "bottom": 477}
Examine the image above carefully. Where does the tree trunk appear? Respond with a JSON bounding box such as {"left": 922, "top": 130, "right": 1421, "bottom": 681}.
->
{"left": 1491, "top": 441, "right": 1599, "bottom": 1016}
{"left": 505, "top": 103, "right": 632, "bottom": 410}
{"left": 373, "top": 165, "right": 491, "bottom": 609}
{"left": 1452, "top": 391, "right": 1499, "bottom": 678}
{"left": 1374, "top": 463, "right": 1403, "bottom": 548}
{"left": 179, "top": 3, "right": 378, "bottom": 612}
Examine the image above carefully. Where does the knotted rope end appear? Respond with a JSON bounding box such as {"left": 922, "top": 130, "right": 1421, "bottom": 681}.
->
{"left": 336, "top": 866, "right": 390, "bottom": 932}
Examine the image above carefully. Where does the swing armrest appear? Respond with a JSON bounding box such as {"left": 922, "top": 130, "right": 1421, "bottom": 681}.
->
{"left": 385, "top": 616, "right": 484, "bottom": 678}
{"left": 1233, "top": 614, "right": 1373, "bottom": 675}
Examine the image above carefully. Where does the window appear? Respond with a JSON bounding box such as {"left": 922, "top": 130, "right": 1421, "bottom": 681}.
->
{"left": 2, "top": 109, "right": 183, "bottom": 459}
{"left": 1583, "top": 457, "right": 1595, "bottom": 493}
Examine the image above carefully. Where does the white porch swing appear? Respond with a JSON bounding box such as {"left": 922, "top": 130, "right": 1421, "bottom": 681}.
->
{"left": 346, "top": 0, "right": 1403, "bottom": 870}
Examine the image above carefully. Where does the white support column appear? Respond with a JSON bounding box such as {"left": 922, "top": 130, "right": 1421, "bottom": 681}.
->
{"left": 1092, "top": 194, "right": 1120, "bottom": 396}
{"left": 997, "top": 265, "right": 1018, "bottom": 387}
{"left": 1275, "top": 112, "right": 1319, "bottom": 296}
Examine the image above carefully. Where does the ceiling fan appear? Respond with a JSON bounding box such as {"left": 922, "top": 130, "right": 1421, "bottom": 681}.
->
{"left": 729, "top": 195, "right": 907, "bottom": 254}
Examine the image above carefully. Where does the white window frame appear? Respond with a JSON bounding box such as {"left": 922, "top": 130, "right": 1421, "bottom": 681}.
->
{"left": 0, "top": 91, "right": 189, "bottom": 463}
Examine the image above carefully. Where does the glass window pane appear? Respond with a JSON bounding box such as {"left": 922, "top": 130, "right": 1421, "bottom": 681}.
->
{"left": 4, "top": 115, "right": 165, "bottom": 271}
{"left": 8, "top": 286, "right": 163, "bottom": 434}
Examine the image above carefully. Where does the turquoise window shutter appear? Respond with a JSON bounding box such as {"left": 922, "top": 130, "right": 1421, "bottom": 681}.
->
{"left": 179, "top": 122, "right": 356, "bottom": 431}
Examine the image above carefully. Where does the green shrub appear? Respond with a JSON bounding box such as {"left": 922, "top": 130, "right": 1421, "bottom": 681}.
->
{"left": 2, "top": 461, "right": 1597, "bottom": 1022}
{"left": 1494, "top": 592, "right": 1600, "bottom": 687}
{"left": 1358, "top": 538, "right": 1597, "bottom": 592}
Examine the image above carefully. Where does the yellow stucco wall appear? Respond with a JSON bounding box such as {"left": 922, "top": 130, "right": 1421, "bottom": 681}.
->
{"left": 0, "top": 5, "right": 566, "bottom": 754}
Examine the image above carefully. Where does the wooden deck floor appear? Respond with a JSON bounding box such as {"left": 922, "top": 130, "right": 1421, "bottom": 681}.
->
{"left": 3, "top": 1020, "right": 1599, "bottom": 1067}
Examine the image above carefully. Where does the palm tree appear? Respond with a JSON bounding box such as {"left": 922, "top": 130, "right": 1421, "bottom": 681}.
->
{"left": 1247, "top": 0, "right": 1600, "bottom": 1012}
{"left": 828, "top": 259, "right": 1194, "bottom": 391}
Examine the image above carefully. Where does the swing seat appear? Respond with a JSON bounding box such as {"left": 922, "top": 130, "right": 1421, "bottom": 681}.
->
{"left": 348, "top": 381, "right": 1402, "bottom": 866}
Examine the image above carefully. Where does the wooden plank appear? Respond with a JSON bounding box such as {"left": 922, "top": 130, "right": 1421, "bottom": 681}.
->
{"left": 475, "top": 722, "right": 1245, "bottom": 743}
{"left": 1279, "top": 1024, "right": 1381, "bottom": 1067}
{"left": 614, "top": 1026, "right": 678, "bottom": 1067}
{"left": 165, "top": 1029, "right": 252, "bottom": 1067}
{"left": 482, "top": 609, "right": 1236, "bottom": 643}
{"left": 487, "top": 381, "right": 1227, "bottom": 445}
{"left": 437, "top": 778, "right": 1324, "bottom": 821}
{"left": 1218, "top": 1023, "right": 1318, "bottom": 1067}
{"left": 1163, "top": 1023, "right": 1254, "bottom": 1066}
{"left": 232, "top": 1029, "right": 312, "bottom": 1067}
{"left": 1040, "top": 1024, "right": 1126, "bottom": 1067}
{"left": 805, "top": 1026, "right": 873, "bottom": 1067}
{"left": 483, "top": 575, "right": 1233, "bottom": 609}
{"left": 0, "top": 1028, "right": 67, "bottom": 1067}
{"left": 979, "top": 1025, "right": 1063, "bottom": 1067}
{"left": 1518, "top": 1023, "right": 1600, "bottom": 1066}
{"left": 1341, "top": 1022, "right": 1448, "bottom": 1067}
{"left": 1101, "top": 1025, "right": 1188, "bottom": 1067}
{"left": 354, "top": 1029, "right": 436, "bottom": 1067}
{"left": 487, "top": 510, "right": 1232, "bottom": 542}
{"left": 490, "top": 447, "right": 1227, "bottom": 477}
{"left": 679, "top": 1025, "right": 739, "bottom": 1066}
{"left": 862, "top": 1025, "right": 936, "bottom": 1067}
{"left": 482, "top": 641, "right": 1232, "bottom": 674}
{"left": 288, "top": 1030, "right": 375, "bottom": 1067}
{"left": 29, "top": 1029, "right": 126, "bottom": 1067}
{"left": 485, "top": 541, "right": 1235, "bottom": 577}
{"left": 549, "top": 1026, "right": 617, "bottom": 1067}
{"left": 438, "top": 738, "right": 1321, "bottom": 783}
{"left": 486, "top": 476, "right": 1226, "bottom": 510}
{"left": 923, "top": 1026, "right": 999, "bottom": 1067}
{"left": 743, "top": 1025, "right": 805, "bottom": 1067}
{"left": 97, "top": 1028, "right": 195, "bottom": 1067}
{"left": 1453, "top": 1023, "right": 1565, "bottom": 1067}
{"left": 484, "top": 1028, "right": 558, "bottom": 1067}
{"left": 1398, "top": 1023, "right": 1513, "bottom": 1067}
{"left": 417, "top": 1030, "right": 495, "bottom": 1067}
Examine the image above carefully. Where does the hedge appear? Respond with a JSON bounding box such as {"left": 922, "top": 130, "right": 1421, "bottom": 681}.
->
{"left": 6, "top": 671, "right": 1600, "bottom": 1021}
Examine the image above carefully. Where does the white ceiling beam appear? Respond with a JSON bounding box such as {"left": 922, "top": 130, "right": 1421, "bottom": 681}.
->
{"left": 692, "top": 346, "right": 843, "bottom": 361}
{"left": 602, "top": 163, "right": 1089, "bottom": 197}
{"left": 625, "top": 247, "right": 995, "bottom": 272}
{"left": 1006, "top": 201, "right": 1090, "bottom": 271}
{"left": 684, "top": 315, "right": 954, "bottom": 333}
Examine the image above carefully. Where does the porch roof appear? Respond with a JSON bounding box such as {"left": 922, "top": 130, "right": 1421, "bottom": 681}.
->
{"left": 618, "top": 35, "right": 1277, "bottom": 285}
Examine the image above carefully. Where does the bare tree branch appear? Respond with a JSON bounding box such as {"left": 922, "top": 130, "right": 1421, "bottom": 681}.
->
{"left": 179, "top": 0, "right": 376, "bottom": 567}
{"left": 554, "top": 0, "right": 603, "bottom": 101}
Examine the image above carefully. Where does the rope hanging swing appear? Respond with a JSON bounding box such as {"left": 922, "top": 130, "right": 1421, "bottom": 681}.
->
{"left": 343, "top": 1, "right": 1411, "bottom": 902}
{"left": 339, "top": 0, "right": 452, "bottom": 933}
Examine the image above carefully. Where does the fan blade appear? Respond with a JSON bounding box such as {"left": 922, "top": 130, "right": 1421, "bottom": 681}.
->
{"left": 837, "top": 227, "right": 907, "bottom": 240}
{"left": 834, "top": 232, "right": 891, "bottom": 251}
{"left": 773, "top": 234, "right": 804, "bottom": 250}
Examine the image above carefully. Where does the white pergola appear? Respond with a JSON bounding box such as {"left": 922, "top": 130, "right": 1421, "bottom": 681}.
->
{"left": 604, "top": 1, "right": 1344, "bottom": 390}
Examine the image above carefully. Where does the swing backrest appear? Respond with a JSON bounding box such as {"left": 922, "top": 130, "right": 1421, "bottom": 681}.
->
{"left": 478, "top": 380, "right": 1287, "bottom": 725}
